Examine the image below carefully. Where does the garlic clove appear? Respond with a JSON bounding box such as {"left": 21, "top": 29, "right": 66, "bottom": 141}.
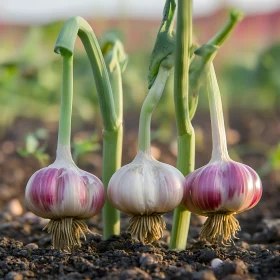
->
{"left": 26, "top": 167, "right": 60, "bottom": 218}
{"left": 240, "top": 164, "right": 262, "bottom": 211}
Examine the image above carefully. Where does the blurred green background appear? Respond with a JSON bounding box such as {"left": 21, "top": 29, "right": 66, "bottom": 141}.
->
{"left": 0, "top": 2, "right": 280, "bottom": 205}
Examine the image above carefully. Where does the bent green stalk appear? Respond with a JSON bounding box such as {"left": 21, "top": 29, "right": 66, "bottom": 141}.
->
{"left": 170, "top": 0, "right": 194, "bottom": 250}
{"left": 138, "top": 65, "right": 170, "bottom": 151}
{"left": 58, "top": 53, "right": 73, "bottom": 147}
{"left": 189, "top": 9, "right": 244, "bottom": 120}
{"left": 102, "top": 38, "right": 128, "bottom": 121}
{"left": 55, "top": 17, "right": 122, "bottom": 238}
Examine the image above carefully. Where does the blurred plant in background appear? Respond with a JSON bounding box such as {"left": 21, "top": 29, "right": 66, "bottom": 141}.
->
{"left": 219, "top": 43, "right": 280, "bottom": 111}
{"left": 72, "top": 133, "right": 100, "bottom": 163}
{"left": 17, "top": 128, "right": 50, "bottom": 166}
{"left": 0, "top": 11, "right": 280, "bottom": 180}
{"left": 1, "top": 24, "right": 279, "bottom": 131}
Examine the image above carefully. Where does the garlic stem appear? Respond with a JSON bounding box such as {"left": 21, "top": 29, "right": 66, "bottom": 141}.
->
{"left": 58, "top": 53, "right": 73, "bottom": 147}
{"left": 208, "top": 64, "right": 229, "bottom": 160}
{"left": 138, "top": 65, "right": 170, "bottom": 152}
{"left": 169, "top": 0, "right": 193, "bottom": 251}
{"left": 53, "top": 17, "right": 123, "bottom": 238}
{"left": 54, "top": 17, "right": 120, "bottom": 132}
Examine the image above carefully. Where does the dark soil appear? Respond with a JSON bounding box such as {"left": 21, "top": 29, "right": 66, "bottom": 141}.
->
{"left": 0, "top": 112, "right": 280, "bottom": 280}
{"left": 1, "top": 214, "right": 280, "bottom": 280}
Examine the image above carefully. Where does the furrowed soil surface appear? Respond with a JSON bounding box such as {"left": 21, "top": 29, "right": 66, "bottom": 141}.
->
{"left": 0, "top": 111, "right": 280, "bottom": 280}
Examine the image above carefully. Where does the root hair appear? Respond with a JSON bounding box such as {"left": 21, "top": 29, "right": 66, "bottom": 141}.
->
{"left": 43, "top": 217, "right": 91, "bottom": 250}
{"left": 127, "top": 214, "right": 166, "bottom": 243}
{"left": 200, "top": 213, "right": 241, "bottom": 245}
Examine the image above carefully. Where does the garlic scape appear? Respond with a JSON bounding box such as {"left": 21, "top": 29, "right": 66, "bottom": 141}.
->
{"left": 25, "top": 54, "right": 105, "bottom": 250}
{"left": 182, "top": 64, "right": 262, "bottom": 244}
{"left": 108, "top": 65, "right": 185, "bottom": 243}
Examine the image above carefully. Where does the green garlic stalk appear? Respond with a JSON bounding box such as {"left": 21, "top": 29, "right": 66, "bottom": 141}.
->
{"left": 170, "top": 5, "right": 244, "bottom": 250}
{"left": 101, "top": 32, "right": 128, "bottom": 239}
{"left": 108, "top": 62, "right": 185, "bottom": 243}
{"left": 25, "top": 52, "right": 106, "bottom": 250}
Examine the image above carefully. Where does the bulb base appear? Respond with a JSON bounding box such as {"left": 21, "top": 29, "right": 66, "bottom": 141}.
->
{"left": 127, "top": 214, "right": 166, "bottom": 243}
{"left": 43, "top": 217, "right": 92, "bottom": 250}
{"left": 200, "top": 213, "right": 241, "bottom": 245}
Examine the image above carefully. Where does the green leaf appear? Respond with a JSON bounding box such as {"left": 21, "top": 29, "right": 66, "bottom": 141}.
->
{"left": 148, "top": 0, "right": 176, "bottom": 88}
{"left": 72, "top": 135, "right": 101, "bottom": 162}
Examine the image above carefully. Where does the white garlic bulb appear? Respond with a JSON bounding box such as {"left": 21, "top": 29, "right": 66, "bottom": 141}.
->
{"left": 108, "top": 150, "right": 184, "bottom": 243}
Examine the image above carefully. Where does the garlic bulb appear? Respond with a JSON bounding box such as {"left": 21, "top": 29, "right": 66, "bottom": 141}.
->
{"left": 182, "top": 65, "right": 262, "bottom": 244}
{"left": 108, "top": 150, "right": 184, "bottom": 243}
{"left": 183, "top": 157, "right": 262, "bottom": 243}
{"left": 25, "top": 145, "right": 105, "bottom": 250}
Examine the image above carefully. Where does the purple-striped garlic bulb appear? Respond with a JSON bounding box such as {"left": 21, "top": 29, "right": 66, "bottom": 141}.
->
{"left": 108, "top": 150, "right": 184, "bottom": 243}
{"left": 25, "top": 145, "right": 105, "bottom": 250}
{"left": 182, "top": 65, "right": 262, "bottom": 244}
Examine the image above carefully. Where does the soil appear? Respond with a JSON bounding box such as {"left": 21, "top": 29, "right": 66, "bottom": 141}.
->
{"left": 0, "top": 111, "right": 280, "bottom": 280}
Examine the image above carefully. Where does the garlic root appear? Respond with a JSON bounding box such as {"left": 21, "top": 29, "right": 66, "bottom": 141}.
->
{"left": 43, "top": 217, "right": 92, "bottom": 250}
{"left": 127, "top": 214, "right": 166, "bottom": 243}
{"left": 200, "top": 213, "right": 241, "bottom": 245}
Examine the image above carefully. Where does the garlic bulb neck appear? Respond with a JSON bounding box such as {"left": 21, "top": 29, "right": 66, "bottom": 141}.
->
{"left": 208, "top": 64, "right": 229, "bottom": 161}
{"left": 51, "top": 144, "right": 76, "bottom": 168}
{"left": 138, "top": 65, "right": 170, "bottom": 152}
{"left": 57, "top": 55, "right": 73, "bottom": 147}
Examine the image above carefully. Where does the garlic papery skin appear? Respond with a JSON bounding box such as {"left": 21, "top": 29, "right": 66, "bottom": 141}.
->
{"left": 25, "top": 145, "right": 105, "bottom": 250}
{"left": 108, "top": 150, "right": 184, "bottom": 243}
{"left": 182, "top": 65, "right": 262, "bottom": 245}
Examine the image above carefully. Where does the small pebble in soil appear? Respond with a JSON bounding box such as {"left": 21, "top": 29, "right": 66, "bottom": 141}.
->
{"left": 211, "top": 258, "right": 223, "bottom": 269}
{"left": 21, "top": 212, "right": 49, "bottom": 226}
{"left": 140, "top": 253, "right": 163, "bottom": 268}
{"left": 24, "top": 243, "right": 38, "bottom": 249}
{"left": 21, "top": 212, "right": 41, "bottom": 224}
{"left": 5, "top": 199, "right": 23, "bottom": 217}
